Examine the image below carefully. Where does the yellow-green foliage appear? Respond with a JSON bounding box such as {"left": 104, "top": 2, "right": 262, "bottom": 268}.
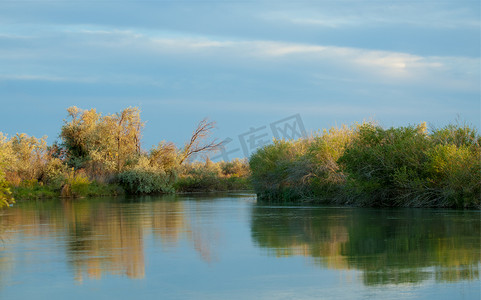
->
{"left": 249, "top": 126, "right": 356, "bottom": 202}
{"left": 249, "top": 139, "right": 312, "bottom": 201}
{"left": 0, "top": 132, "right": 15, "bottom": 166}
{"left": 250, "top": 122, "right": 480, "bottom": 208}
{"left": 219, "top": 158, "right": 250, "bottom": 178}
{"left": 339, "top": 123, "right": 430, "bottom": 206}
{"left": 0, "top": 133, "right": 14, "bottom": 207}
{"left": 425, "top": 144, "right": 480, "bottom": 207}
{"left": 3, "top": 106, "right": 250, "bottom": 199}
{"left": 1, "top": 133, "right": 48, "bottom": 185}
{"left": 176, "top": 158, "right": 251, "bottom": 192}
{"left": 41, "top": 157, "right": 68, "bottom": 189}
{"left": 2, "top": 106, "right": 247, "bottom": 198}
{"left": 67, "top": 170, "right": 91, "bottom": 196}
{"left": 149, "top": 141, "right": 180, "bottom": 171}
{"left": 12, "top": 179, "right": 57, "bottom": 200}
{"left": 117, "top": 155, "right": 177, "bottom": 194}
{"left": 307, "top": 125, "right": 355, "bottom": 189}
{"left": 176, "top": 159, "right": 222, "bottom": 192}
{"left": 0, "top": 169, "right": 13, "bottom": 208}
{"left": 60, "top": 106, "right": 143, "bottom": 175}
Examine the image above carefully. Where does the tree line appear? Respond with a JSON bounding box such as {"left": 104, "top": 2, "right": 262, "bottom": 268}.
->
{"left": 0, "top": 106, "right": 250, "bottom": 207}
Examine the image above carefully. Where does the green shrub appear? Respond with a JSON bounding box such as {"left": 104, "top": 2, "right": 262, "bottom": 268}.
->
{"left": 175, "top": 159, "right": 251, "bottom": 192}
{"left": 430, "top": 124, "right": 480, "bottom": 148}
{"left": 424, "top": 144, "right": 480, "bottom": 208}
{"left": 391, "top": 125, "right": 480, "bottom": 208}
{"left": 249, "top": 126, "right": 355, "bottom": 203}
{"left": 176, "top": 160, "right": 223, "bottom": 192}
{"left": 250, "top": 121, "right": 480, "bottom": 208}
{"left": 68, "top": 172, "right": 91, "bottom": 196}
{"left": 41, "top": 157, "right": 68, "bottom": 190}
{"left": 338, "top": 123, "right": 430, "bottom": 206}
{"left": 117, "top": 169, "right": 175, "bottom": 194}
{"left": 304, "top": 126, "right": 354, "bottom": 202}
{"left": 219, "top": 158, "right": 250, "bottom": 177}
{"left": 249, "top": 139, "right": 311, "bottom": 202}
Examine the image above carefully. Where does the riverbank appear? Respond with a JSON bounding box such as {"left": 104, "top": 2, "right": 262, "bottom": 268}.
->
{"left": 249, "top": 122, "right": 480, "bottom": 209}
{"left": 8, "top": 160, "right": 252, "bottom": 202}
{"left": 1, "top": 106, "right": 479, "bottom": 209}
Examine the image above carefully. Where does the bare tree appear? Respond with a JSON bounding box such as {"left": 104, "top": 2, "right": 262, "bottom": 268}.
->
{"left": 179, "top": 118, "right": 222, "bottom": 165}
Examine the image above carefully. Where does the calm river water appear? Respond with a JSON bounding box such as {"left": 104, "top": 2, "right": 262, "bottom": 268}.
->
{"left": 0, "top": 193, "right": 479, "bottom": 299}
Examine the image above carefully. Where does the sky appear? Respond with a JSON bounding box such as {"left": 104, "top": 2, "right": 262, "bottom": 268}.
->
{"left": 0, "top": 0, "right": 479, "bottom": 159}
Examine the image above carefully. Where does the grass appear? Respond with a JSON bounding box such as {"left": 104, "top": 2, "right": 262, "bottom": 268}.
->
{"left": 12, "top": 180, "right": 123, "bottom": 200}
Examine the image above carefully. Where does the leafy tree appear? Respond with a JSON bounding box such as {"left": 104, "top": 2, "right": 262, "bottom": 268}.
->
{"left": 0, "top": 133, "right": 14, "bottom": 207}
{"left": 60, "top": 106, "right": 144, "bottom": 174}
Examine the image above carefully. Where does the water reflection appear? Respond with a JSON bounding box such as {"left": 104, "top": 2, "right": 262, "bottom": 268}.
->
{"left": 0, "top": 195, "right": 224, "bottom": 283}
{"left": 0, "top": 196, "right": 479, "bottom": 289}
{"left": 251, "top": 206, "right": 480, "bottom": 285}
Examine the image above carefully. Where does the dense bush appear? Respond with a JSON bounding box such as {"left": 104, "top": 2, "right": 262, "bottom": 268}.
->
{"left": 116, "top": 154, "right": 178, "bottom": 194}
{"left": 219, "top": 158, "right": 250, "bottom": 177}
{"left": 305, "top": 126, "right": 354, "bottom": 201}
{"left": 41, "top": 157, "right": 68, "bottom": 190}
{"left": 175, "top": 159, "right": 251, "bottom": 192}
{"left": 117, "top": 169, "right": 175, "bottom": 194}
{"left": 66, "top": 170, "right": 91, "bottom": 196}
{"left": 249, "top": 126, "right": 354, "bottom": 203}
{"left": 250, "top": 122, "right": 481, "bottom": 208}
{"left": 338, "top": 123, "right": 430, "bottom": 206}
{"left": 249, "top": 139, "right": 311, "bottom": 201}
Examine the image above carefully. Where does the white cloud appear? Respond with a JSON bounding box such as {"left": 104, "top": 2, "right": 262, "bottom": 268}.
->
{"left": 260, "top": 5, "right": 480, "bottom": 29}
{"left": 0, "top": 26, "right": 478, "bottom": 92}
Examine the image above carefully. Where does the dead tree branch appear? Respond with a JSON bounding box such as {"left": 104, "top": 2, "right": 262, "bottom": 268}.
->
{"left": 179, "top": 118, "right": 222, "bottom": 164}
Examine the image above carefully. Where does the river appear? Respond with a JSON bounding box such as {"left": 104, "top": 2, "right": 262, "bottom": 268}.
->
{"left": 0, "top": 193, "right": 479, "bottom": 299}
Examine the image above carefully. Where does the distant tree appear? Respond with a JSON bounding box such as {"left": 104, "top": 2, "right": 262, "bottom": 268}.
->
{"left": 60, "top": 106, "right": 101, "bottom": 168}
{"left": 60, "top": 106, "right": 144, "bottom": 174}
{"left": 0, "top": 133, "right": 14, "bottom": 207}
{"left": 111, "top": 107, "right": 143, "bottom": 171}
{"left": 9, "top": 133, "right": 48, "bottom": 183}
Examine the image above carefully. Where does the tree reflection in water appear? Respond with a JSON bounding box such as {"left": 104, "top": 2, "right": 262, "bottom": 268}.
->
{"left": 251, "top": 206, "right": 480, "bottom": 285}
{"left": 0, "top": 195, "right": 220, "bottom": 283}
{"left": 0, "top": 198, "right": 479, "bottom": 287}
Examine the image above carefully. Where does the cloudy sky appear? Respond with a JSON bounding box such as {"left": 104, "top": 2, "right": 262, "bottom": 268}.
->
{"left": 0, "top": 0, "right": 479, "bottom": 157}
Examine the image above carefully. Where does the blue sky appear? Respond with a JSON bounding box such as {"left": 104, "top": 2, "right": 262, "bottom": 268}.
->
{"left": 0, "top": 0, "right": 479, "bottom": 157}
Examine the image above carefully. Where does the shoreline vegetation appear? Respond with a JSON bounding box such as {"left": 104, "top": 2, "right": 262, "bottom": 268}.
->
{"left": 0, "top": 106, "right": 479, "bottom": 209}
{"left": 0, "top": 106, "right": 250, "bottom": 208}
{"left": 250, "top": 122, "right": 480, "bottom": 209}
